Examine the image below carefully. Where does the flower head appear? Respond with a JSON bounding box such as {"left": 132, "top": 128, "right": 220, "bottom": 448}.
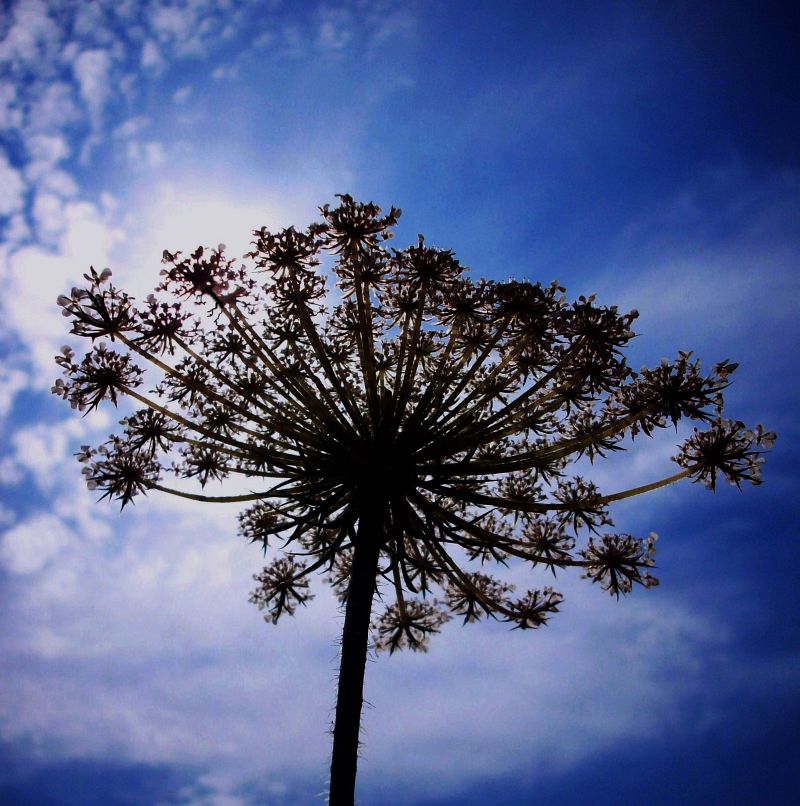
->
{"left": 54, "top": 196, "right": 773, "bottom": 649}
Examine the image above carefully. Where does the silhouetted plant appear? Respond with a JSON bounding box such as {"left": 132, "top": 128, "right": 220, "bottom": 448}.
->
{"left": 54, "top": 196, "right": 774, "bottom": 805}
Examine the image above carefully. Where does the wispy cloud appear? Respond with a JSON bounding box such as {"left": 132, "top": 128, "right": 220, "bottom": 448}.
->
{"left": 0, "top": 486, "right": 786, "bottom": 802}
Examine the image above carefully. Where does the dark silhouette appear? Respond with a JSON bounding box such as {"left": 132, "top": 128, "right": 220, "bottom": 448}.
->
{"left": 54, "top": 196, "right": 774, "bottom": 804}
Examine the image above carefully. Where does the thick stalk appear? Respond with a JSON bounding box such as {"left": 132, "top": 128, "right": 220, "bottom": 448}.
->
{"left": 329, "top": 509, "right": 382, "bottom": 805}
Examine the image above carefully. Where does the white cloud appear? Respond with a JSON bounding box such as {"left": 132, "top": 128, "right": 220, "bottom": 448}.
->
{"left": 140, "top": 38, "right": 164, "bottom": 72}
{"left": 174, "top": 772, "right": 254, "bottom": 806}
{"left": 34, "top": 168, "right": 80, "bottom": 198}
{"left": 149, "top": 2, "right": 224, "bottom": 58}
{"left": 0, "top": 512, "right": 76, "bottom": 574}
{"left": 120, "top": 180, "right": 324, "bottom": 277}
{"left": 52, "top": 472, "right": 115, "bottom": 545}
{"left": 0, "top": 364, "right": 28, "bottom": 422}
{"left": 0, "top": 198, "right": 126, "bottom": 381}
{"left": 0, "top": 484, "right": 787, "bottom": 801}
{"left": 0, "top": 151, "right": 26, "bottom": 216}
{"left": 24, "top": 132, "right": 69, "bottom": 166}
{"left": 0, "top": 0, "right": 62, "bottom": 68}
{"left": 112, "top": 115, "right": 150, "bottom": 140}
{"left": 0, "top": 497, "right": 336, "bottom": 767}
{"left": 211, "top": 64, "right": 239, "bottom": 81}
{"left": 0, "top": 166, "right": 332, "bottom": 395}
{"left": 71, "top": 1, "right": 120, "bottom": 45}
{"left": 32, "top": 193, "right": 66, "bottom": 244}
{"left": 31, "top": 190, "right": 67, "bottom": 243}
{"left": 25, "top": 80, "right": 82, "bottom": 132}
{"left": 173, "top": 85, "right": 193, "bottom": 104}
{"left": 151, "top": 5, "right": 193, "bottom": 42}
{"left": 0, "top": 456, "right": 24, "bottom": 486}
{"left": 72, "top": 48, "right": 113, "bottom": 121}
{"left": 360, "top": 583, "right": 725, "bottom": 796}
{"left": 0, "top": 0, "right": 351, "bottom": 261}
{"left": 3, "top": 213, "right": 30, "bottom": 243}
{"left": 126, "top": 139, "right": 167, "bottom": 168}
{"left": 7, "top": 418, "right": 85, "bottom": 491}
{"left": 316, "top": 7, "right": 355, "bottom": 53}
{"left": 99, "top": 191, "right": 118, "bottom": 214}
{"left": 0, "top": 82, "right": 22, "bottom": 130}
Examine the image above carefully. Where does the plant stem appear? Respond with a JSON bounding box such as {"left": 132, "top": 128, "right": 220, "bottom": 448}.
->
{"left": 329, "top": 510, "right": 382, "bottom": 805}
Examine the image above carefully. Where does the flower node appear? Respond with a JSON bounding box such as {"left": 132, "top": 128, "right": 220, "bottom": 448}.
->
{"left": 250, "top": 557, "right": 314, "bottom": 624}
{"left": 581, "top": 532, "right": 659, "bottom": 597}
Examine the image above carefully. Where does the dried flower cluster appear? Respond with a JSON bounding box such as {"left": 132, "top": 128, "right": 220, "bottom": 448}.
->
{"left": 54, "top": 196, "right": 774, "bottom": 654}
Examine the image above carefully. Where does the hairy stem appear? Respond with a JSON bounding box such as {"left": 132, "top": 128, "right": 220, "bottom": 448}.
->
{"left": 329, "top": 508, "right": 382, "bottom": 805}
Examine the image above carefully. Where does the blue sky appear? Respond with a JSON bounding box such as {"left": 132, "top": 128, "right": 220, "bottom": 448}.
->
{"left": 0, "top": 1, "right": 798, "bottom": 804}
